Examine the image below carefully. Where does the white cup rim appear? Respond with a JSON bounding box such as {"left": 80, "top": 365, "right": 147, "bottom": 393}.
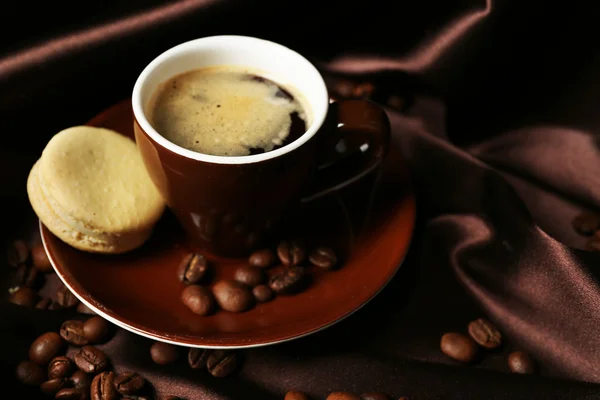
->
{"left": 131, "top": 35, "right": 329, "bottom": 165}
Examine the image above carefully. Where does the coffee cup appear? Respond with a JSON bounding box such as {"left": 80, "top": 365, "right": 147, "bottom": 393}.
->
{"left": 132, "top": 35, "right": 390, "bottom": 257}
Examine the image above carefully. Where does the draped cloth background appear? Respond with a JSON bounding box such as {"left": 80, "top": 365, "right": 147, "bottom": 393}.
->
{"left": 3, "top": 0, "right": 600, "bottom": 398}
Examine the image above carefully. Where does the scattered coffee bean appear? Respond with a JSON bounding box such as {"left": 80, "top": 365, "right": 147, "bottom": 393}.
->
{"left": 14, "top": 263, "right": 42, "bottom": 289}
{"left": 74, "top": 346, "right": 109, "bottom": 374}
{"left": 361, "top": 393, "right": 390, "bottom": 400}
{"left": 60, "top": 320, "right": 89, "bottom": 346}
{"left": 15, "top": 360, "right": 45, "bottom": 386}
{"left": 41, "top": 378, "right": 70, "bottom": 396}
{"left": 440, "top": 332, "right": 478, "bottom": 363}
{"left": 150, "top": 341, "right": 180, "bottom": 365}
{"left": 29, "top": 332, "right": 64, "bottom": 365}
{"left": 234, "top": 265, "right": 265, "bottom": 287}
{"left": 57, "top": 285, "right": 79, "bottom": 308}
{"left": 188, "top": 348, "right": 210, "bottom": 369}
{"left": 76, "top": 302, "right": 97, "bottom": 315}
{"left": 178, "top": 253, "right": 208, "bottom": 284}
{"left": 114, "top": 371, "right": 146, "bottom": 395}
{"left": 326, "top": 392, "right": 361, "bottom": 400}
{"left": 70, "top": 370, "right": 92, "bottom": 390}
{"left": 206, "top": 350, "right": 238, "bottom": 378}
{"left": 468, "top": 318, "right": 502, "bottom": 349}
{"left": 9, "top": 286, "right": 39, "bottom": 306}
{"left": 308, "top": 247, "right": 337, "bottom": 269}
{"left": 248, "top": 249, "right": 276, "bottom": 268}
{"left": 48, "top": 356, "right": 74, "bottom": 379}
{"left": 269, "top": 266, "right": 305, "bottom": 295}
{"left": 31, "top": 243, "right": 53, "bottom": 272}
{"left": 212, "top": 280, "right": 254, "bottom": 312}
{"left": 7, "top": 240, "right": 29, "bottom": 267}
{"left": 181, "top": 285, "right": 215, "bottom": 316}
{"left": 91, "top": 371, "right": 118, "bottom": 400}
{"left": 83, "top": 316, "right": 111, "bottom": 343}
{"left": 277, "top": 241, "right": 306, "bottom": 266}
{"left": 572, "top": 212, "right": 600, "bottom": 236}
{"left": 252, "top": 284, "right": 274, "bottom": 303}
{"left": 56, "top": 387, "right": 85, "bottom": 400}
{"left": 285, "top": 391, "right": 310, "bottom": 400}
{"left": 508, "top": 351, "right": 535, "bottom": 374}
{"left": 35, "top": 297, "right": 52, "bottom": 310}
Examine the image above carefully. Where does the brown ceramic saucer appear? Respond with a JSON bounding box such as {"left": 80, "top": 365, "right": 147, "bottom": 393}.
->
{"left": 41, "top": 100, "right": 416, "bottom": 348}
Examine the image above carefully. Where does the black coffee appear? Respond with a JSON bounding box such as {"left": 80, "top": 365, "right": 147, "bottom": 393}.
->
{"left": 149, "top": 66, "right": 309, "bottom": 156}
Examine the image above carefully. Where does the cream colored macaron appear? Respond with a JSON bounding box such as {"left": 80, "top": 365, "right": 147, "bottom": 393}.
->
{"left": 27, "top": 126, "right": 165, "bottom": 254}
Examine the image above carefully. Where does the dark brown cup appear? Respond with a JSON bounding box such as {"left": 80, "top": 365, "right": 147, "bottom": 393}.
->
{"left": 132, "top": 36, "right": 390, "bottom": 257}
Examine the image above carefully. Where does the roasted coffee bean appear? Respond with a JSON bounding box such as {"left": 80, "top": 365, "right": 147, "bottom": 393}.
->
{"left": 252, "top": 284, "right": 274, "bottom": 303}
{"left": 234, "top": 265, "right": 265, "bottom": 287}
{"left": 14, "top": 263, "right": 42, "bottom": 289}
{"left": 83, "top": 316, "right": 111, "bottom": 343}
{"left": 177, "top": 253, "right": 208, "bottom": 284}
{"left": 572, "top": 212, "right": 600, "bottom": 236}
{"left": 188, "top": 348, "right": 210, "bottom": 369}
{"left": 57, "top": 285, "right": 79, "bottom": 308}
{"left": 76, "top": 302, "right": 96, "bottom": 315}
{"left": 29, "top": 332, "right": 64, "bottom": 365}
{"left": 468, "top": 318, "right": 502, "bottom": 349}
{"left": 60, "top": 320, "right": 89, "bottom": 346}
{"left": 361, "top": 393, "right": 390, "bottom": 400}
{"left": 9, "top": 286, "right": 39, "bottom": 306}
{"left": 74, "top": 346, "right": 109, "bottom": 373}
{"left": 71, "top": 370, "right": 92, "bottom": 390}
{"left": 206, "top": 350, "right": 238, "bottom": 378}
{"left": 508, "top": 351, "right": 535, "bottom": 374}
{"left": 181, "top": 285, "right": 215, "bottom": 316}
{"left": 440, "top": 332, "right": 478, "bottom": 363}
{"left": 269, "top": 266, "right": 305, "bottom": 295}
{"left": 15, "top": 360, "right": 45, "bottom": 386}
{"left": 212, "top": 280, "right": 254, "bottom": 312}
{"left": 326, "top": 392, "right": 361, "bottom": 400}
{"left": 308, "top": 247, "right": 337, "bottom": 269}
{"left": 91, "top": 371, "right": 118, "bottom": 400}
{"left": 114, "top": 371, "right": 146, "bottom": 395}
{"left": 248, "top": 249, "right": 276, "bottom": 268}
{"left": 36, "top": 297, "right": 52, "bottom": 310}
{"left": 56, "top": 387, "right": 84, "bottom": 400}
{"left": 7, "top": 240, "right": 29, "bottom": 267}
{"left": 285, "top": 391, "right": 310, "bottom": 400}
{"left": 277, "top": 241, "right": 306, "bottom": 266}
{"left": 41, "top": 378, "right": 70, "bottom": 396}
{"left": 150, "top": 341, "right": 179, "bottom": 365}
{"left": 31, "top": 243, "right": 53, "bottom": 272}
{"left": 48, "top": 356, "right": 74, "bottom": 379}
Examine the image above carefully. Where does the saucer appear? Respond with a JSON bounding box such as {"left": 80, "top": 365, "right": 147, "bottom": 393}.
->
{"left": 42, "top": 100, "right": 416, "bottom": 348}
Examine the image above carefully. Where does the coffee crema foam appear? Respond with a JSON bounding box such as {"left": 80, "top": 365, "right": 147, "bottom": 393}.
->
{"left": 149, "top": 66, "right": 310, "bottom": 156}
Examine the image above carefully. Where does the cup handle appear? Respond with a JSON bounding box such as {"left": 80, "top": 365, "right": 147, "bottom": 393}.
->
{"left": 301, "top": 99, "right": 391, "bottom": 203}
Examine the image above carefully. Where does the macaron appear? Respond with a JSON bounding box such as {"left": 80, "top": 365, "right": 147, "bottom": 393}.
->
{"left": 27, "top": 126, "right": 165, "bottom": 254}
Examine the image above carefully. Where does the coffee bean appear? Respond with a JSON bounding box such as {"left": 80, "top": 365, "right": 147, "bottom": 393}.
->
{"left": 440, "top": 332, "right": 478, "bottom": 363}
{"left": 74, "top": 346, "right": 109, "bottom": 374}
{"left": 9, "top": 286, "right": 39, "bottom": 306}
{"left": 57, "top": 285, "right": 79, "bottom": 308}
{"left": 56, "top": 388, "right": 84, "bottom": 400}
{"left": 91, "top": 371, "right": 118, "bottom": 400}
{"left": 206, "top": 350, "right": 237, "bottom": 378}
{"left": 468, "top": 318, "right": 502, "bottom": 349}
{"left": 248, "top": 249, "right": 276, "bottom": 268}
{"left": 48, "top": 356, "right": 74, "bottom": 379}
{"left": 269, "top": 266, "right": 305, "bottom": 295}
{"left": 277, "top": 241, "right": 306, "bottom": 266}
{"left": 252, "top": 284, "right": 274, "bottom": 303}
{"left": 177, "top": 253, "right": 208, "bottom": 285}
{"left": 114, "top": 371, "right": 146, "bottom": 395}
{"left": 60, "top": 320, "right": 89, "bottom": 346}
{"left": 234, "top": 265, "right": 265, "bottom": 287}
{"left": 15, "top": 360, "right": 45, "bottom": 386}
{"left": 326, "top": 392, "right": 361, "bottom": 400}
{"left": 352, "top": 82, "right": 376, "bottom": 98}
{"left": 29, "top": 332, "right": 64, "bottom": 365}
{"left": 41, "top": 378, "right": 70, "bottom": 396}
{"left": 36, "top": 297, "right": 53, "bottom": 310}
{"left": 150, "top": 341, "right": 179, "bottom": 365}
{"left": 76, "top": 302, "right": 96, "bottom": 315}
{"left": 31, "top": 243, "right": 53, "bottom": 272}
{"left": 572, "top": 212, "right": 600, "bottom": 236}
{"left": 212, "top": 280, "right": 254, "bottom": 313}
{"left": 285, "top": 391, "right": 310, "bottom": 400}
{"left": 83, "top": 316, "right": 111, "bottom": 343}
{"left": 7, "top": 240, "right": 29, "bottom": 267}
{"left": 188, "top": 348, "right": 210, "bottom": 369}
{"left": 508, "top": 351, "right": 535, "bottom": 374}
{"left": 14, "top": 263, "right": 42, "bottom": 289}
{"left": 71, "top": 370, "right": 92, "bottom": 390}
{"left": 181, "top": 285, "right": 215, "bottom": 316}
{"left": 361, "top": 393, "right": 390, "bottom": 400}
{"left": 309, "top": 247, "right": 337, "bottom": 269}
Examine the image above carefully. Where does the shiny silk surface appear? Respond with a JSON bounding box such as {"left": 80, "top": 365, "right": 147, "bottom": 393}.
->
{"left": 3, "top": 0, "right": 600, "bottom": 398}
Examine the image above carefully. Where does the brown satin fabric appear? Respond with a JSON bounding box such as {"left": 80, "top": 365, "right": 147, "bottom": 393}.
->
{"left": 4, "top": 0, "right": 600, "bottom": 398}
